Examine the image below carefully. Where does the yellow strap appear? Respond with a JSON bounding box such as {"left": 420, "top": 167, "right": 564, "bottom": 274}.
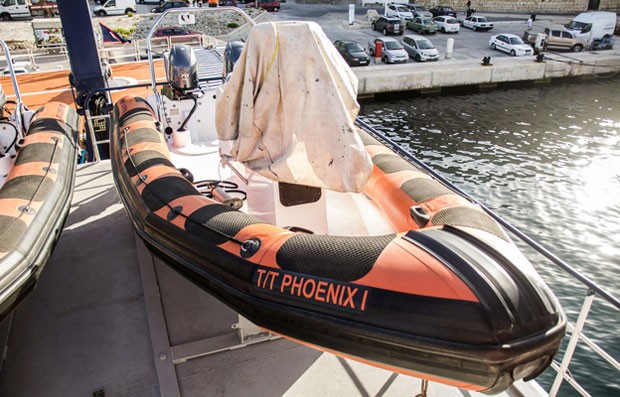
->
{"left": 257, "top": 24, "right": 279, "bottom": 93}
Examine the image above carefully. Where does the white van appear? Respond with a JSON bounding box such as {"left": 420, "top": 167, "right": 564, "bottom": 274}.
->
{"left": 0, "top": 0, "right": 31, "bottom": 21}
{"left": 564, "top": 12, "right": 617, "bottom": 44}
{"left": 93, "top": 0, "right": 137, "bottom": 17}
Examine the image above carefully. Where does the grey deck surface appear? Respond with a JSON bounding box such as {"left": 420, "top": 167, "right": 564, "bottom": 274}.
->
{"left": 0, "top": 161, "right": 540, "bottom": 397}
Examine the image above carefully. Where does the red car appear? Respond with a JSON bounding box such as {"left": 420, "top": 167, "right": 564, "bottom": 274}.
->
{"left": 154, "top": 26, "right": 201, "bottom": 37}
{"left": 247, "top": 0, "right": 280, "bottom": 11}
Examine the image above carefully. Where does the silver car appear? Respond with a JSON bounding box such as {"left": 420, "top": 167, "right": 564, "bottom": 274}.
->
{"left": 408, "top": 4, "right": 433, "bottom": 19}
{"left": 368, "top": 37, "right": 408, "bottom": 64}
{"left": 401, "top": 34, "right": 439, "bottom": 62}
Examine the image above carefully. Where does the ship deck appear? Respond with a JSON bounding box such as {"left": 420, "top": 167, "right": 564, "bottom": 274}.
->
{"left": 0, "top": 160, "right": 547, "bottom": 396}
{"left": 0, "top": 60, "right": 165, "bottom": 110}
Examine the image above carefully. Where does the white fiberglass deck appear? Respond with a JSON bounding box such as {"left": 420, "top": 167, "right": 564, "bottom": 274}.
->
{"left": 169, "top": 140, "right": 396, "bottom": 238}
{"left": 0, "top": 160, "right": 545, "bottom": 396}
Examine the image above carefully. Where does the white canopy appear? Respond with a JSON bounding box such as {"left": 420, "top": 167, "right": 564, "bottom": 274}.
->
{"left": 216, "top": 21, "right": 372, "bottom": 193}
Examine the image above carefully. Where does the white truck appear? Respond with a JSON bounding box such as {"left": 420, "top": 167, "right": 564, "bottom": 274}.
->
{"left": 564, "top": 11, "right": 616, "bottom": 49}
{"left": 93, "top": 0, "right": 137, "bottom": 17}
{"left": 0, "top": 0, "right": 30, "bottom": 21}
{"left": 0, "top": 0, "right": 60, "bottom": 20}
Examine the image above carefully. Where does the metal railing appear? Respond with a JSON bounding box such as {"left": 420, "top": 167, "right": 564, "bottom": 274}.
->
{"left": 0, "top": 40, "right": 27, "bottom": 136}
{"left": 0, "top": 36, "right": 218, "bottom": 74}
{"left": 100, "top": 35, "right": 218, "bottom": 65}
{"left": 356, "top": 117, "right": 620, "bottom": 397}
{"left": 547, "top": 290, "right": 620, "bottom": 397}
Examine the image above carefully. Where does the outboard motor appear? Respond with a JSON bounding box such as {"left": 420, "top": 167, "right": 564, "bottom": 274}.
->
{"left": 164, "top": 44, "right": 198, "bottom": 98}
{"left": 162, "top": 45, "right": 201, "bottom": 146}
{"left": 224, "top": 41, "right": 245, "bottom": 76}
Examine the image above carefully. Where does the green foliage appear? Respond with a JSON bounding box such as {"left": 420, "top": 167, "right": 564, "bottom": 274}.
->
{"left": 127, "top": 11, "right": 135, "bottom": 17}
{"left": 227, "top": 22, "right": 239, "bottom": 29}
{"left": 114, "top": 27, "right": 136, "bottom": 39}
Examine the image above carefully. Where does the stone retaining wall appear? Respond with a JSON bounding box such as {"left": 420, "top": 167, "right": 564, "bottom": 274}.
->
{"left": 353, "top": 52, "right": 620, "bottom": 96}
{"left": 461, "top": 0, "right": 587, "bottom": 13}
{"left": 355, "top": 0, "right": 620, "bottom": 13}
{"left": 600, "top": 0, "right": 620, "bottom": 12}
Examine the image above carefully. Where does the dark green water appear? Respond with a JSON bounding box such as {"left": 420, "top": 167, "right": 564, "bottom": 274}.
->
{"left": 359, "top": 76, "right": 620, "bottom": 396}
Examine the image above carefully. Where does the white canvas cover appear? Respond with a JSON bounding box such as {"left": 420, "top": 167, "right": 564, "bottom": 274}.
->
{"left": 216, "top": 21, "right": 372, "bottom": 193}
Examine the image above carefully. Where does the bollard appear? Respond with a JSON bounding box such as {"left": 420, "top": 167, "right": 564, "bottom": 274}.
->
{"left": 348, "top": 4, "right": 355, "bottom": 25}
{"left": 374, "top": 40, "right": 383, "bottom": 64}
{"left": 445, "top": 38, "right": 454, "bottom": 59}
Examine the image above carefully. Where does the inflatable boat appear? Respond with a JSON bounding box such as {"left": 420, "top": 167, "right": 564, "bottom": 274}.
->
{"left": 109, "top": 12, "right": 565, "bottom": 394}
{"left": 0, "top": 52, "right": 79, "bottom": 318}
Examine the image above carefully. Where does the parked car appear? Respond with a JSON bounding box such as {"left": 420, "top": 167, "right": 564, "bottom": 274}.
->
{"left": 432, "top": 16, "right": 460, "bottom": 33}
{"left": 489, "top": 33, "right": 534, "bottom": 56}
{"left": 0, "top": 0, "right": 32, "bottom": 20}
{"left": 368, "top": 37, "right": 408, "bottom": 64}
{"left": 401, "top": 34, "right": 439, "bottom": 62}
{"left": 372, "top": 16, "right": 405, "bottom": 36}
{"left": 1, "top": 61, "right": 35, "bottom": 76}
{"left": 154, "top": 26, "right": 201, "bottom": 37}
{"left": 406, "top": 17, "right": 438, "bottom": 34}
{"left": 429, "top": 6, "right": 456, "bottom": 18}
{"left": 407, "top": 4, "right": 432, "bottom": 19}
{"left": 154, "top": 26, "right": 202, "bottom": 45}
{"left": 247, "top": 0, "right": 280, "bottom": 11}
{"left": 462, "top": 16, "right": 494, "bottom": 31}
{"left": 385, "top": 4, "right": 413, "bottom": 21}
{"left": 151, "top": 0, "right": 188, "bottom": 13}
{"left": 565, "top": 11, "right": 617, "bottom": 45}
{"left": 93, "top": 0, "right": 136, "bottom": 17}
{"left": 220, "top": 0, "right": 238, "bottom": 6}
{"left": 523, "top": 28, "right": 586, "bottom": 52}
{"left": 333, "top": 40, "right": 370, "bottom": 66}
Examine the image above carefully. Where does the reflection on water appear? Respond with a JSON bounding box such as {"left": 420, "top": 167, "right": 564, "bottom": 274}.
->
{"left": 359, "top": 77, "right": 620, "bottom": 396}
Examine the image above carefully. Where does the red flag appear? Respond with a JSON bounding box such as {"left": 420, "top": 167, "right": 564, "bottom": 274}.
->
{"left": 99, "top": 23, "right": 131, "bottom": 44}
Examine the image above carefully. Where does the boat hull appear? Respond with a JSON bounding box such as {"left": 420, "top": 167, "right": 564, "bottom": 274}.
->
{"left": 0, "top": 102, "right": 79, "bottom": 319}
{"left": 110, "top": 95, "right": 565, "bottom": 394}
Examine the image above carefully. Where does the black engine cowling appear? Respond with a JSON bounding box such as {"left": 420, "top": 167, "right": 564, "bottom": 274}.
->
{"left": 165, "top": 44, "right": 198, "bottom": 96}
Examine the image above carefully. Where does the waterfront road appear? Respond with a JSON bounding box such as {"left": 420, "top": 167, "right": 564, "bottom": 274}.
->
{"left": 251, "top": 2, "right": 575, "bottom": 62}
{"left": 137, "top": 1, "right": 576, "bottom": 63}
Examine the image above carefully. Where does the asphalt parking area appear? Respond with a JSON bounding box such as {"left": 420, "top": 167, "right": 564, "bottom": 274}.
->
{"left": 263, "top": 2, "right": 569, "bottom": 62}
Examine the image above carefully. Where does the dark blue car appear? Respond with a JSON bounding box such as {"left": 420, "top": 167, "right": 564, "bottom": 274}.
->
{"left": 334, "top": 40, "right": 370, "bottom": 66}
{"left": 429, "top": 6, "right": 457, "bottom": 18}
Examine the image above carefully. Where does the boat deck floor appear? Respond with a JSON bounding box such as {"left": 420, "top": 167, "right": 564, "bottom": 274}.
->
{"left": 0, "top": 161, "right": 545, "bottom": 397}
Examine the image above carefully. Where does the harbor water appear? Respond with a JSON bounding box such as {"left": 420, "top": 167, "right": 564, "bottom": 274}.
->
{"left": 359, "top": 76, "right": 620, "bottom": 396}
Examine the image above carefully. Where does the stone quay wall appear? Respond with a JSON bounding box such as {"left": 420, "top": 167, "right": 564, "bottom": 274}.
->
{"left": 355, "top": 0, "right": 620, "bottom": 13}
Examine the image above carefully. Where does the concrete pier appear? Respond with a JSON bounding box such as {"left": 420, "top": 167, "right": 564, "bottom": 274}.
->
{"left": 354, "top": 50, "right": 620, "bottom": 96}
